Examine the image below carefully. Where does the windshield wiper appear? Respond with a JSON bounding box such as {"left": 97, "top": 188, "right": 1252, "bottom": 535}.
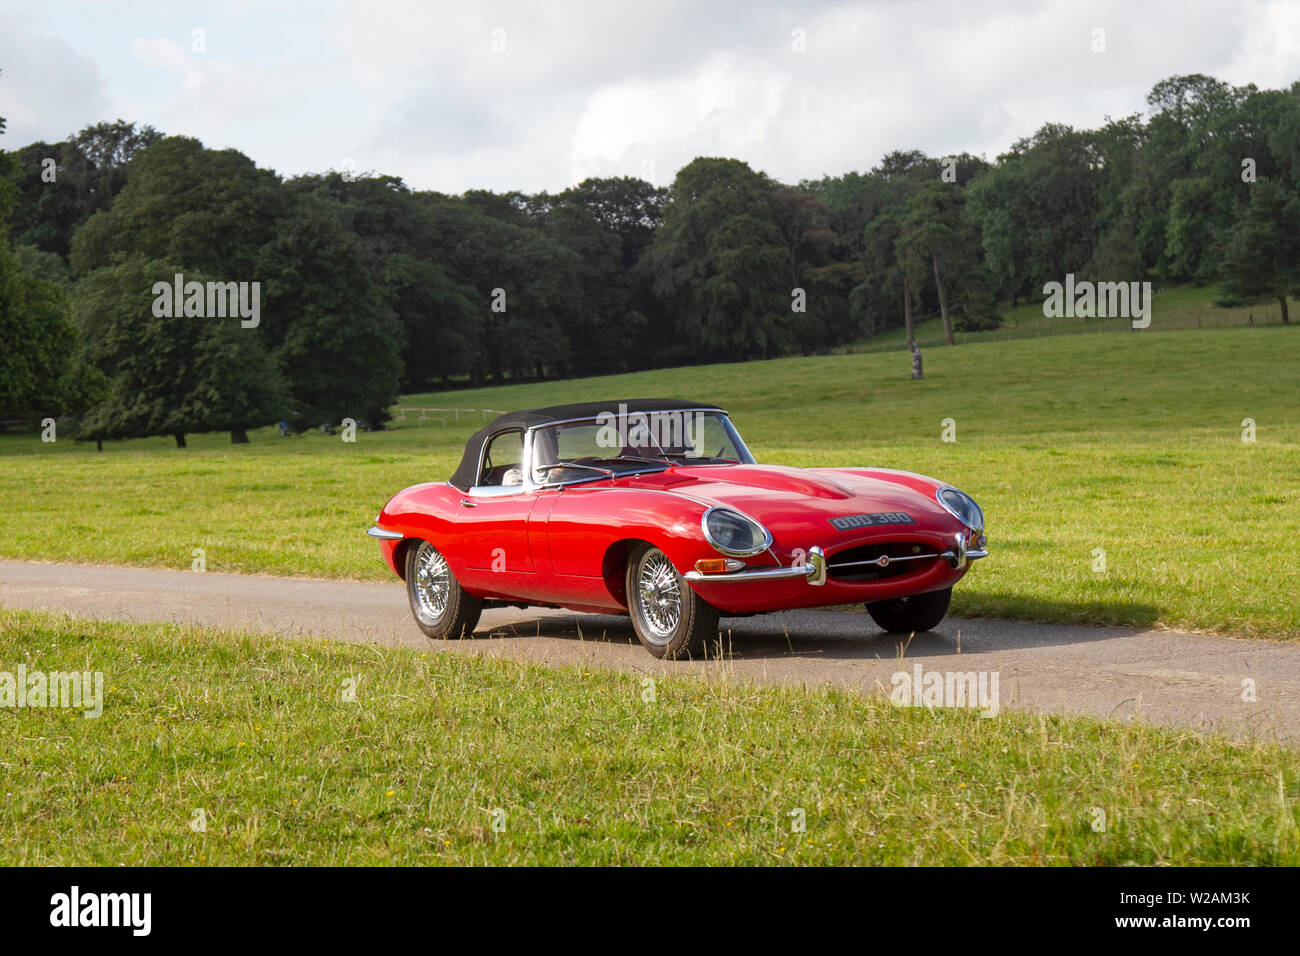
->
{"left": 593, "top": 455, "right": 671, "bottom": 467}
{"left": 534, "top": 461, "right": 616, "bottom": 480}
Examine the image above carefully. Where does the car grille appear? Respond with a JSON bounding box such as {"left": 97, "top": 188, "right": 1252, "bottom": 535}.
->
{"left": 827, "top": 541, "right": 940, "bottom": 582}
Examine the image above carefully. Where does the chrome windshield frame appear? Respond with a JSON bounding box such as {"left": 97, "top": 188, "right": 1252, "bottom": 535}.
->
{"left": 523, "top": 410, "right": 754, "bottom": 491}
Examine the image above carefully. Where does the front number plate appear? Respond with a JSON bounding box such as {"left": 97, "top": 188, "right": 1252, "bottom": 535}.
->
{"left": 828, "top": 512, "right": 915, "bottom": 531}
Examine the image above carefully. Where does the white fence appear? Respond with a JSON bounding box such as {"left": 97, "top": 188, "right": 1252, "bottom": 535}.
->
{"left": 392, "top": 407, "right": 508, "bottom": 427}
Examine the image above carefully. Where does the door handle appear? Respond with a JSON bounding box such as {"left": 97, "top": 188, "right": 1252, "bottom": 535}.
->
{"left": 459, "top": 499, "right": 477, "bottom": 508}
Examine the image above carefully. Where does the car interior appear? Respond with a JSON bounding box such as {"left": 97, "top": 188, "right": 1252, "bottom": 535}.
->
{"left": 473, "top": 415, "right": 747, "bottom": 492}
{"left": 477, "top": 430, "right": 524, "bottom": 487}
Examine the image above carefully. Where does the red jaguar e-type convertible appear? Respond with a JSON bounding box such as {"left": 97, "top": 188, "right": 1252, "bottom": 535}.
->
{"left": 368, "top": 399, "right": 987, "bottom": 659}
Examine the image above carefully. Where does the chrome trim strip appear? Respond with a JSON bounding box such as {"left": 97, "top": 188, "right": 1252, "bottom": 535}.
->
{"left": 536, "top": 465, "right": 668, "bottom": 490}
{"left": 526, "top": 407, "right": 727, "bottom": 431}
{"left": 830, "top": 551, "right": 941, "bottom": 569}
{"left": 366, "top": 526, "right": 404, "bottom": 541}
{"left": 523, "top": 409, "right": 756, "bottom": 491}
{"left": 684, "top": 563, "right": 814, "bottom": 584}
{"left": 700, "top": 505, "right": 774, "bottom": 557}
{"left": 828, "top": 539, "right": 988, "bottom": 574}
{"left": 684, "top": 545, "right": 826, "bottom": 584}
{"left": 683, "top": 539, "right": 988, "bottom": 585}
{"left": 472, "top": 426, "right": 525, "bottom": 492}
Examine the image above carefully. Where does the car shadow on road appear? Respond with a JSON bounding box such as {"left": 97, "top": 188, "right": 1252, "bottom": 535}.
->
{"left": 469, "top": 599, "right": 1164, "bottom": 662}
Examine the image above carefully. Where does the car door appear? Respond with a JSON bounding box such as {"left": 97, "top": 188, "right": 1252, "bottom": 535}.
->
{"left": 455, "top": 429, "right": 536, "bottom": 575}
{"left": 533, "top": 422, "right": 614, "bottom": 578}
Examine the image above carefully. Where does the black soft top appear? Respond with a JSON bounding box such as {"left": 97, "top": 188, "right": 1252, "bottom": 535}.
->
{"left": 448, "top": 398, "right": 725, "bottom": 491}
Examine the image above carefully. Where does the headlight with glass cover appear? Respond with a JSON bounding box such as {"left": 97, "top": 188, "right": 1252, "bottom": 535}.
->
{"left": 936, "top": 486, "right": 985, "bottom": 532}
{"left": 702, "top": 507, "right": 773, "bottom": 556}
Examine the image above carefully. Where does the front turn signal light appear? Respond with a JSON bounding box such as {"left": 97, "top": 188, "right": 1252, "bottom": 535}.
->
{"left": 693, "top": 558, "right": 746, "bottom": 574}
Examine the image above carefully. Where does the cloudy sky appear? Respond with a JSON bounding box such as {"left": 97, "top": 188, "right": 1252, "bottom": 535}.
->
{"left": 3, "top": 0, "right": 1299, "bottom": 193}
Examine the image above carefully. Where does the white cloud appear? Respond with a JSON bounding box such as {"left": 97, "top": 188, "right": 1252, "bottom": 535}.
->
{"left": 131, "top": 36, "right": 188, "bottom": 74}
{"left": 0, "top": 9, "right": 111, "bottom": 144}
{"left": 6, "top": 0, "right": 1300, "bottom": 190}
{"left": 1222, "top": 0, "right": 1300, "bottom": 90}
{"left": 569, "top": 53, "right": 792, "bottom": 185}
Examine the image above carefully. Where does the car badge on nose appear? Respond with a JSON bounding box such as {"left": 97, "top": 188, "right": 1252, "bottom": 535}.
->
{"left": 876, "top": 555, "right": 890, "bottom": 567}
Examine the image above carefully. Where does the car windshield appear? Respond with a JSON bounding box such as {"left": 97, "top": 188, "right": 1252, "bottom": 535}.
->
{"left": 531, "top": 410, "right": 754, "bottom": 484}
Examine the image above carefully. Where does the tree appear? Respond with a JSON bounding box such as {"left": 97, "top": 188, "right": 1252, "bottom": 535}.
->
{"left": 68, "top": 135, "right": 292, "bottom": 440}
{"left": 14, "top": 244, "right": 72, "bottom": 287}
{"left": 7, "top": 121, "right": 161, "bottom": 261}
{"left": 838, "top": 150, "right": 965, "bottom": 342}
{"left": 846, "top": 177, "right": 909, "bottom": 338}
{"left": 256, "top": 190, "right": 402, "bottom": 427}
{"left": 283, "top": 173, "right": 482, "bottom": 393}
{"left": 0, "top": 235, "right": 82, "bottom": 421}
{"left": 898, "top": 182, "right": 965, "bottom": 345}
{"left": 1147, "top": 74, "right": 1239, "bottom": 133}
{"left": 417, "top": 192, "right": 580, "bottom": 383}
{"left": 1269, "top": 86, "right": 1300, "bottom": 188}
{"left": 643, "top": 158, "right": 789, "bottom": 362}
{"left": 892, "top": 211, "right": 926, "bottom": 347}
{"left": 812, "top": 148, "right": 994, "bottom": 347}
{"left": 544, "top": 199, "right": 645, "bottom": 375}
{"left": 74, "top": 256, "right": 286, "bottom": 447}
{"left": 769, "top": 184, "right": 833, "bottom": 287}
{"left": 1220, "top": 179, "right": 1300, "bottom": 323}
{"left": 9, "top": 140, "right": 92, "bottom": 259}
{"left": 70, "top": 136, "right": 281, "bottom": 279}
{"left": 559, "top": 177, "right": 666, "bottom": 271}
{"left": 965, "top": 125, "right": 1102, "bottom": 301}
{"left": 0, "top": 125, "right": 83, "bottom": 422}
{"left": 1155, "top": 85, "right": 1289, "bottom": 281}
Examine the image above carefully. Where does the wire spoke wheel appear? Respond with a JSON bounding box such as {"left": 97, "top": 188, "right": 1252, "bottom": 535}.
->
{"left": 624, "top": 543, "right": 717, "bottom": 659}
{"left": 404, "top": 539, "right": 482, "bottom": 640}
{"left": 412, "top": 541, "right": 451, "bottom": 625}
{"left": 634, "top": 549, "right": 683, "bottom": 643}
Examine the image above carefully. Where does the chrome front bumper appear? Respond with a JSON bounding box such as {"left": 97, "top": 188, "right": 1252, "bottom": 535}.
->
{"left": 683, "top": 534, "right": 987, "bottom": 586}
{"left": 684, "top": 546, "right": 828, "bottom": 585}
{"left": 366, "top": 526, "right": 404, "bottom": 541}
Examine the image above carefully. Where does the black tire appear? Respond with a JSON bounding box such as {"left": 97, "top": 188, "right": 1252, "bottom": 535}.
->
{"left": 865, "top": 587, "right": 952, "bottom": 633}
{"left": 405, "top": 539, "right": 482, "bottom": 640}
{"left": 626, "top": 543, "right": 719, "bottom": 660}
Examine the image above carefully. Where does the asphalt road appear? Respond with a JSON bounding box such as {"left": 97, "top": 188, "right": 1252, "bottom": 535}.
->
{"left": 2, "top": 559, "right": 1298, "bottom": 744}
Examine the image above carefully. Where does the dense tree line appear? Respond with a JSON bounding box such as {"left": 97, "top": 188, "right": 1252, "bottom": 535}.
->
{"left": 1, "top": 73, "right": 1298, "bottom": 446}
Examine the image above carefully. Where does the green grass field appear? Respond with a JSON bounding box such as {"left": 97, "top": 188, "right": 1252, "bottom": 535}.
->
{"left": 2, "top": 323, "right": 1296, "bottom": 639}
{"left": 3, "top": 609, "right": 1297, "bottom": 865}
{"left": 847, "top": 283, "right": 1296, "bottom": 352}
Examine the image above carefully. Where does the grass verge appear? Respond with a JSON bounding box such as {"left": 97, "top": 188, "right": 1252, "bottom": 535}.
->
{"left": 2, "top": 609, "right": 1297, "bottom": 865}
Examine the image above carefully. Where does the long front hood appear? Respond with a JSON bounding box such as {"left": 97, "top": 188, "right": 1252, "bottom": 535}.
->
{"left": 622, "top": 464, "right": 956, "bottom": 537}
